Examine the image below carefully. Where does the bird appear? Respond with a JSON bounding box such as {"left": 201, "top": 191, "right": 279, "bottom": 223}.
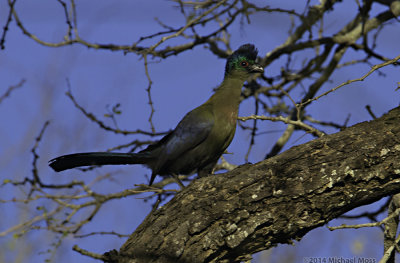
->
{"left": 49, "top": 44, "right": 263, "bottom": 186}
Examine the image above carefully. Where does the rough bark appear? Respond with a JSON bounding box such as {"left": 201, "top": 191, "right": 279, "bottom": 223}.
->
{"left": 105, "top": 107, "right": 400, "bottom": 263}
{"left": 383, "top": 194, "right": 400, "bottom": 263}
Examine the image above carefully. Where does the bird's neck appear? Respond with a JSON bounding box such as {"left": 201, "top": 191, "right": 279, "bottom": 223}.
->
{"left": 208, "top": 77, "right": 245, "bottom": 106}
{"left": 205, "top": 77, "right": 245, "bottom": 128}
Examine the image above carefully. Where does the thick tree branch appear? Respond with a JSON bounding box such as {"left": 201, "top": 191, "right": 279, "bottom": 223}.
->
{"left": 107, "top": 106, "right": 400, "bottom": 263}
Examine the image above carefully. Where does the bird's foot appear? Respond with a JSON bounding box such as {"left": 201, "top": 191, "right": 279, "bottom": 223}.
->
{"left": 171, "top": 174, "right": 185, "bottom": 189}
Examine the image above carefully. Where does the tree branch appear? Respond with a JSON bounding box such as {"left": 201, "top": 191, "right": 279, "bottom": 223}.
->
{"left": 105, "top": 106, "right": 400, "bottom": 263}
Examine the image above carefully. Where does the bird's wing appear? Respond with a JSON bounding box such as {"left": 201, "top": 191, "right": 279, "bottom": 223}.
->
{"left": 164, "top": 104, "right": 214, "bottom": 160}
{"left": 142, "top": 103, "right": 214, "bottom": 179}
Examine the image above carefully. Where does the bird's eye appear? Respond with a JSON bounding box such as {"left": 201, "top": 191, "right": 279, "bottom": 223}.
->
{"left": 240, "top": 61, "right": 249, "bottom": 67}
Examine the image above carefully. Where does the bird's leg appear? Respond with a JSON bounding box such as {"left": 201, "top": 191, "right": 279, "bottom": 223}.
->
{"left": 171, "top": 173, "right": 185, "bottom": 189}
{"left": 197, "top": 159, "right": 218, "bottom": 178}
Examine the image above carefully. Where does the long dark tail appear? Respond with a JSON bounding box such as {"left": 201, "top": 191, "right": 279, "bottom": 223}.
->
{"left": 49, "top": 152, "right": 151, "bottom": 172}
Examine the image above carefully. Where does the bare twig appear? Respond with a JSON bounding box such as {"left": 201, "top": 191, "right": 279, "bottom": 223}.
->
{"left": 238, "top": 115, "right": 325, "bottom": 138}
{"left": 328, "top": 207, "right": 400, "bottom": 231}
{"left": 0, "top": 0, "right": 17, "bottom": 49}
{"left": 143, "top": 54, "right": 156, "bottom": 132}
{"left": 300, "top": 54, "right": 400, "bottom": 107}
{"left": 72, "top": 245, "right": 104, "bottom": 260}
{"left": 147, "top": 0, "right": 229, "bottom": 53}
{"left": 65, "top": 88, "right": 165, "bottom": 136}
{"left": 366, "top": 105, "right": 377, "bottom": 119}
{"left": 0, "top": 79, "right": 25, "bottom": 104}
{"left": 380, "top": 233, "right": 400, "bottom": 263}
{"left": 75, "top": 230, "right": 129, "bottom": 238}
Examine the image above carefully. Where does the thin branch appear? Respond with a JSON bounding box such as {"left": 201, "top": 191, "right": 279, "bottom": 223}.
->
{"left": 147, "top": 0, "right": 229, "bottom": 53}
{"left": 0, "top": 0, "right": 17, "bottom": 49}
{"left": 0, "top": 206, "right": 63, "bottom": 237}
{"left": 143, "top": 54, "right": 156, "bottom": 132}
{"left": 366, "top": 105, "right": 377, "bottom": 119}
{"left": 328, "top": 207, "right": 400, "bottom": 230}
{"left": 304, "top": 116, "right": 346, "bottom": 130}
{"left": 380, "top": 233, "right": 400, "bottom": 263}
{"left": 72, "top": 245, "right": 104, "bottom": 260}
{"left": 244, "top": 95, "right": 259, "bottom": 162}
{"left": 340, "top": 197, "right": 391, "bottom": 220}
{"left": 300, "top": 53, "right": 400, "bottom": 107}
{"left": 56, "top": 0, "right": 73, "bottom": 40}
{"left": 238, "top": 115, "right": 325, "bottom": 137}
{"left": 65, "top": 88, "right": 165, "bottom": 136}
{"left": 0, "top": 79, "right": 25, "bottom": 104}
{"left": 74, "top": 230, "right": 129, "bottom": 238}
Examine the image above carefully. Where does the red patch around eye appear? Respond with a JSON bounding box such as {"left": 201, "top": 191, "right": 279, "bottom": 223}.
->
{"left": 240, "top": 61, "right": 249, "bottom": 67}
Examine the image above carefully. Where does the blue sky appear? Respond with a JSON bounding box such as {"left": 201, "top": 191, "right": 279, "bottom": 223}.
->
{"left": 0, "top": 1, "right": 399, "bottom": 262}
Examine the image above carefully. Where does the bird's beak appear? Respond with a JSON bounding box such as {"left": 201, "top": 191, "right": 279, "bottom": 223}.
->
{"left": 249, "top": 64, "right": 264, "bottom": 74}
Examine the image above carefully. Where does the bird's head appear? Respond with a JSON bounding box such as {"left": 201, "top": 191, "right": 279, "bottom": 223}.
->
{"left": 225, "top": 44, "right": 264, "bottom": 79}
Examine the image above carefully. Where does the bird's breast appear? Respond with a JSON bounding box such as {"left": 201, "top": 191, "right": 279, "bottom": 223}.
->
{"left": 210, "top": 106, "right": 238, "bottom": 147}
